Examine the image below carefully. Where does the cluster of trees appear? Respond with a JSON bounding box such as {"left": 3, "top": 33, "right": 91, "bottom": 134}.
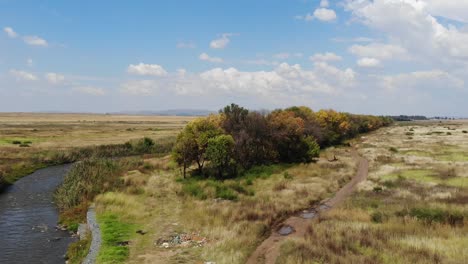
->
{"left": 172, "top": 104, "right": 392, "bottom": 178}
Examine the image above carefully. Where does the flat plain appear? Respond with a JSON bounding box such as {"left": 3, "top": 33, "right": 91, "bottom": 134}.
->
{"left": 0, "top": 113, "right": 195, "bottom": 184}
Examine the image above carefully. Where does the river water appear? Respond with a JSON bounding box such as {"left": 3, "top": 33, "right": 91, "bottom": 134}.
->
{"left": 0, "top": 164, "right": 76, "bottom": 264}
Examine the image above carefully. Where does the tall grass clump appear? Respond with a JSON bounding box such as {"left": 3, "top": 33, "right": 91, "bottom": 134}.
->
{"left": 55, "top": 158, "right": 142, "bottom": 229}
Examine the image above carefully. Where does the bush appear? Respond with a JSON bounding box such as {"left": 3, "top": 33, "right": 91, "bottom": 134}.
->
{"left": 373, "top": 186, "right": 383, "bottom": 193}
{"left": 447, "top": 132, "right": 452, "bottom": 135}
{"left": 182, "top": 181, "right": 207, "bottom": 199}
{"left": 133, "top": 137, "right": 155, "bottom": 153}
{"left": 463, "top": 130, "right": 468, "bottom": 134}
{"left": 389, "top": 147, "right": 398, "bottom": 153}
{"left": 371, "top": 211, "right": 385, "bottom": 223}
{"left": 12, "top": 140, "right": 21, "bottom": 145}
{"left": 408, "top": 207, "right": 464, "bottom": 226}
{"left": 215, "top": 185, "right": 238, "bottom": 200}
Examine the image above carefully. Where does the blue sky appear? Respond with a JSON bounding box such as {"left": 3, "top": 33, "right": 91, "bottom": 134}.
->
{"left": 1, "top": 0, "right": 468, "bottom": 115}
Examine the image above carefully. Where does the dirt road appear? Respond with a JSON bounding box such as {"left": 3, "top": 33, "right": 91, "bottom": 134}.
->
{"left": 246, "top": 151, "right": 369, "bottom": 264}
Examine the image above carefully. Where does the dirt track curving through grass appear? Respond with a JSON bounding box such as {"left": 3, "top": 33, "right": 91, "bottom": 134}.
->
{"left": 246, "top": 150, "right": 369, "bottom": 264}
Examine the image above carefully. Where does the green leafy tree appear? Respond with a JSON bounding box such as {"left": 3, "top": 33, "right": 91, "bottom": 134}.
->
{"left": 172, "top": 115, "right": 223, "bottom": 176}
{"left": 303, "top": 136, "right": 320, "bottom": 160}
{"left": 172, "top": 131, "right": 197, "bottom": 178}
{"left": 206, "top": 135, "right": 235, "bottom": 179}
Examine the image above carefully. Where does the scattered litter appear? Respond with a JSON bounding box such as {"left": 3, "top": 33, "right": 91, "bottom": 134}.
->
{"left": 157, "top": 232, "right": 208, "bottom": 248}
{"left": 161, "top": 242, "right": 170, "bottom": 248}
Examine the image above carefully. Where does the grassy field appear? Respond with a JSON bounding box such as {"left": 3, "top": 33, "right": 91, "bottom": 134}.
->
{"left": 92, "top": 143, "right": 358, "bottom": 263}
{"left": 0, "top": 113, "right": 195, "bottom": 185}
{"left": 4, "top": 114, "right": 466, "bottom": 263}
{"left": 276, "top": 121, "right": 468, "bottom": 264}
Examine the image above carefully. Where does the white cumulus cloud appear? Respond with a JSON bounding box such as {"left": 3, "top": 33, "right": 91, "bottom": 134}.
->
{"left": 127, "top": 63, "right": 168, "bottom": 76}
{"left": 199, "top": 53, "right": 223, "bottom": 63}
{"left": 357, "top": 57, "right": 381, "bottom": 68}
{"left": 349, "top": 43, "right": 408, "bottom": 60}
{"left": 311, "top": 52, "right": 342, "bottom": 62}
{"left": 23, "top": 35, "right": 48, "bottom": 46}
{"left": 210, "top": 33, "right": 236, "bottom": 49}
{"left": 4, "top": 27, "right": 18, "bottom": 38}
{"left": 313, "top": 8, "right": 337, "bottom": 22}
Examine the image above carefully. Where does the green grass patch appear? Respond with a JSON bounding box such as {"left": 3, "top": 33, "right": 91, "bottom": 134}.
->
{"left": 241, "top": 164, "right": 289, "bottom": 181}
{"left": 381, "top": 170, "right": 435, "bottom": 183}
{"left": 381, "top": 169, "right": 468, "bottom": 188}
{"left": 437, "top": 152, "right": 468, "bottom": 162}
{"left": 182, "top": 181, "right": 207, "bottom": 199}
{"left": 97, "top": 213, "right": 137, "bottom": 264}
{"left": 0, "top": 137, "right": 41, "bottom": 145}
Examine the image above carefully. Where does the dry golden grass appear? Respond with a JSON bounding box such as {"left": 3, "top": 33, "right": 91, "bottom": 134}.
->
{"left": 93, "top": 145, "right": 357, "bottom": 264}
{"left": 0, "top": 113, "right": 194, "bottom": 185}
{"left": 274, "top": 120, "right": 468, "bottom": 264}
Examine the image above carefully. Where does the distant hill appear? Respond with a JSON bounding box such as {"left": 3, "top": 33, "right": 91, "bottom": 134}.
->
{"left": 112, "top": 109, "right": 215, "bottom": 116}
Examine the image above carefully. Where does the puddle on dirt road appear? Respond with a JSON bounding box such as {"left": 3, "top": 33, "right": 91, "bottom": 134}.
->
{"left": 277, "top": 225, "right": 295, "bottom": 236}
{"left": 300, "top": 209, "right": 317, "bottom": 219}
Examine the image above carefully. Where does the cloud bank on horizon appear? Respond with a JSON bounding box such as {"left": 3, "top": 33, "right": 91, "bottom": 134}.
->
{"left": 0, "top": 0, "right": 467, "bottom": 116}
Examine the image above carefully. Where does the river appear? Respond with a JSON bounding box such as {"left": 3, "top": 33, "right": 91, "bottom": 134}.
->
{"left": 0, "top": 164, "right": 76, "bottom": 264}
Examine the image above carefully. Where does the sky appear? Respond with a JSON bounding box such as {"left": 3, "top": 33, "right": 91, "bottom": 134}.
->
{"left": 1, "top": 0, "right": 468, "bottom": 116}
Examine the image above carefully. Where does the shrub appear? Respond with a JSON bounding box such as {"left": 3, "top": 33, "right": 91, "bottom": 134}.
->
{"left": 371, "top": 211, "right": 385, "bottom": 223}
{"left": 12, "top": 140, "right": 21, "bottom": 145}
{"left": 389, "top": 147, "right": 398, "bottom": 153}
{"left": 133, "top": 137, "right": 155, "bottom": 153}
{"left": 215, "top": 185, "right": 238, "bottom": 200}
{"left": 408, "top": 207, "right": 464, "bottom": 226}
{"left": 373, "top": 186, "right": 383, "bottom": 193}
{"left": 447, "top": 132, "right": 452, "bottom": 135}
{"left": 463, "top": 130, "right": 468, "bottom": 134}
{"left": 182, "top": 181, "right": 207, "bottom": 199}
{"left": 405, "top": 132, "right": 414, "bottom": 136}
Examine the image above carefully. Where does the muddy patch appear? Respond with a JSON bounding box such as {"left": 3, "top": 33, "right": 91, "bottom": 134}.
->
{"left": 277, "top": 225, "right": 295, "bottom": 236}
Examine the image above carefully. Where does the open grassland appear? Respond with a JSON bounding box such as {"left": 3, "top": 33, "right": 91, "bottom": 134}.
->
{"left": 0, "top": 113, "right": 195, "bottom": 185}
{"left": 93, "top": 146, "right": 357, "bottom": 264}
{"left": 276, "top": 121, "right": 468, "bottom": 264}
